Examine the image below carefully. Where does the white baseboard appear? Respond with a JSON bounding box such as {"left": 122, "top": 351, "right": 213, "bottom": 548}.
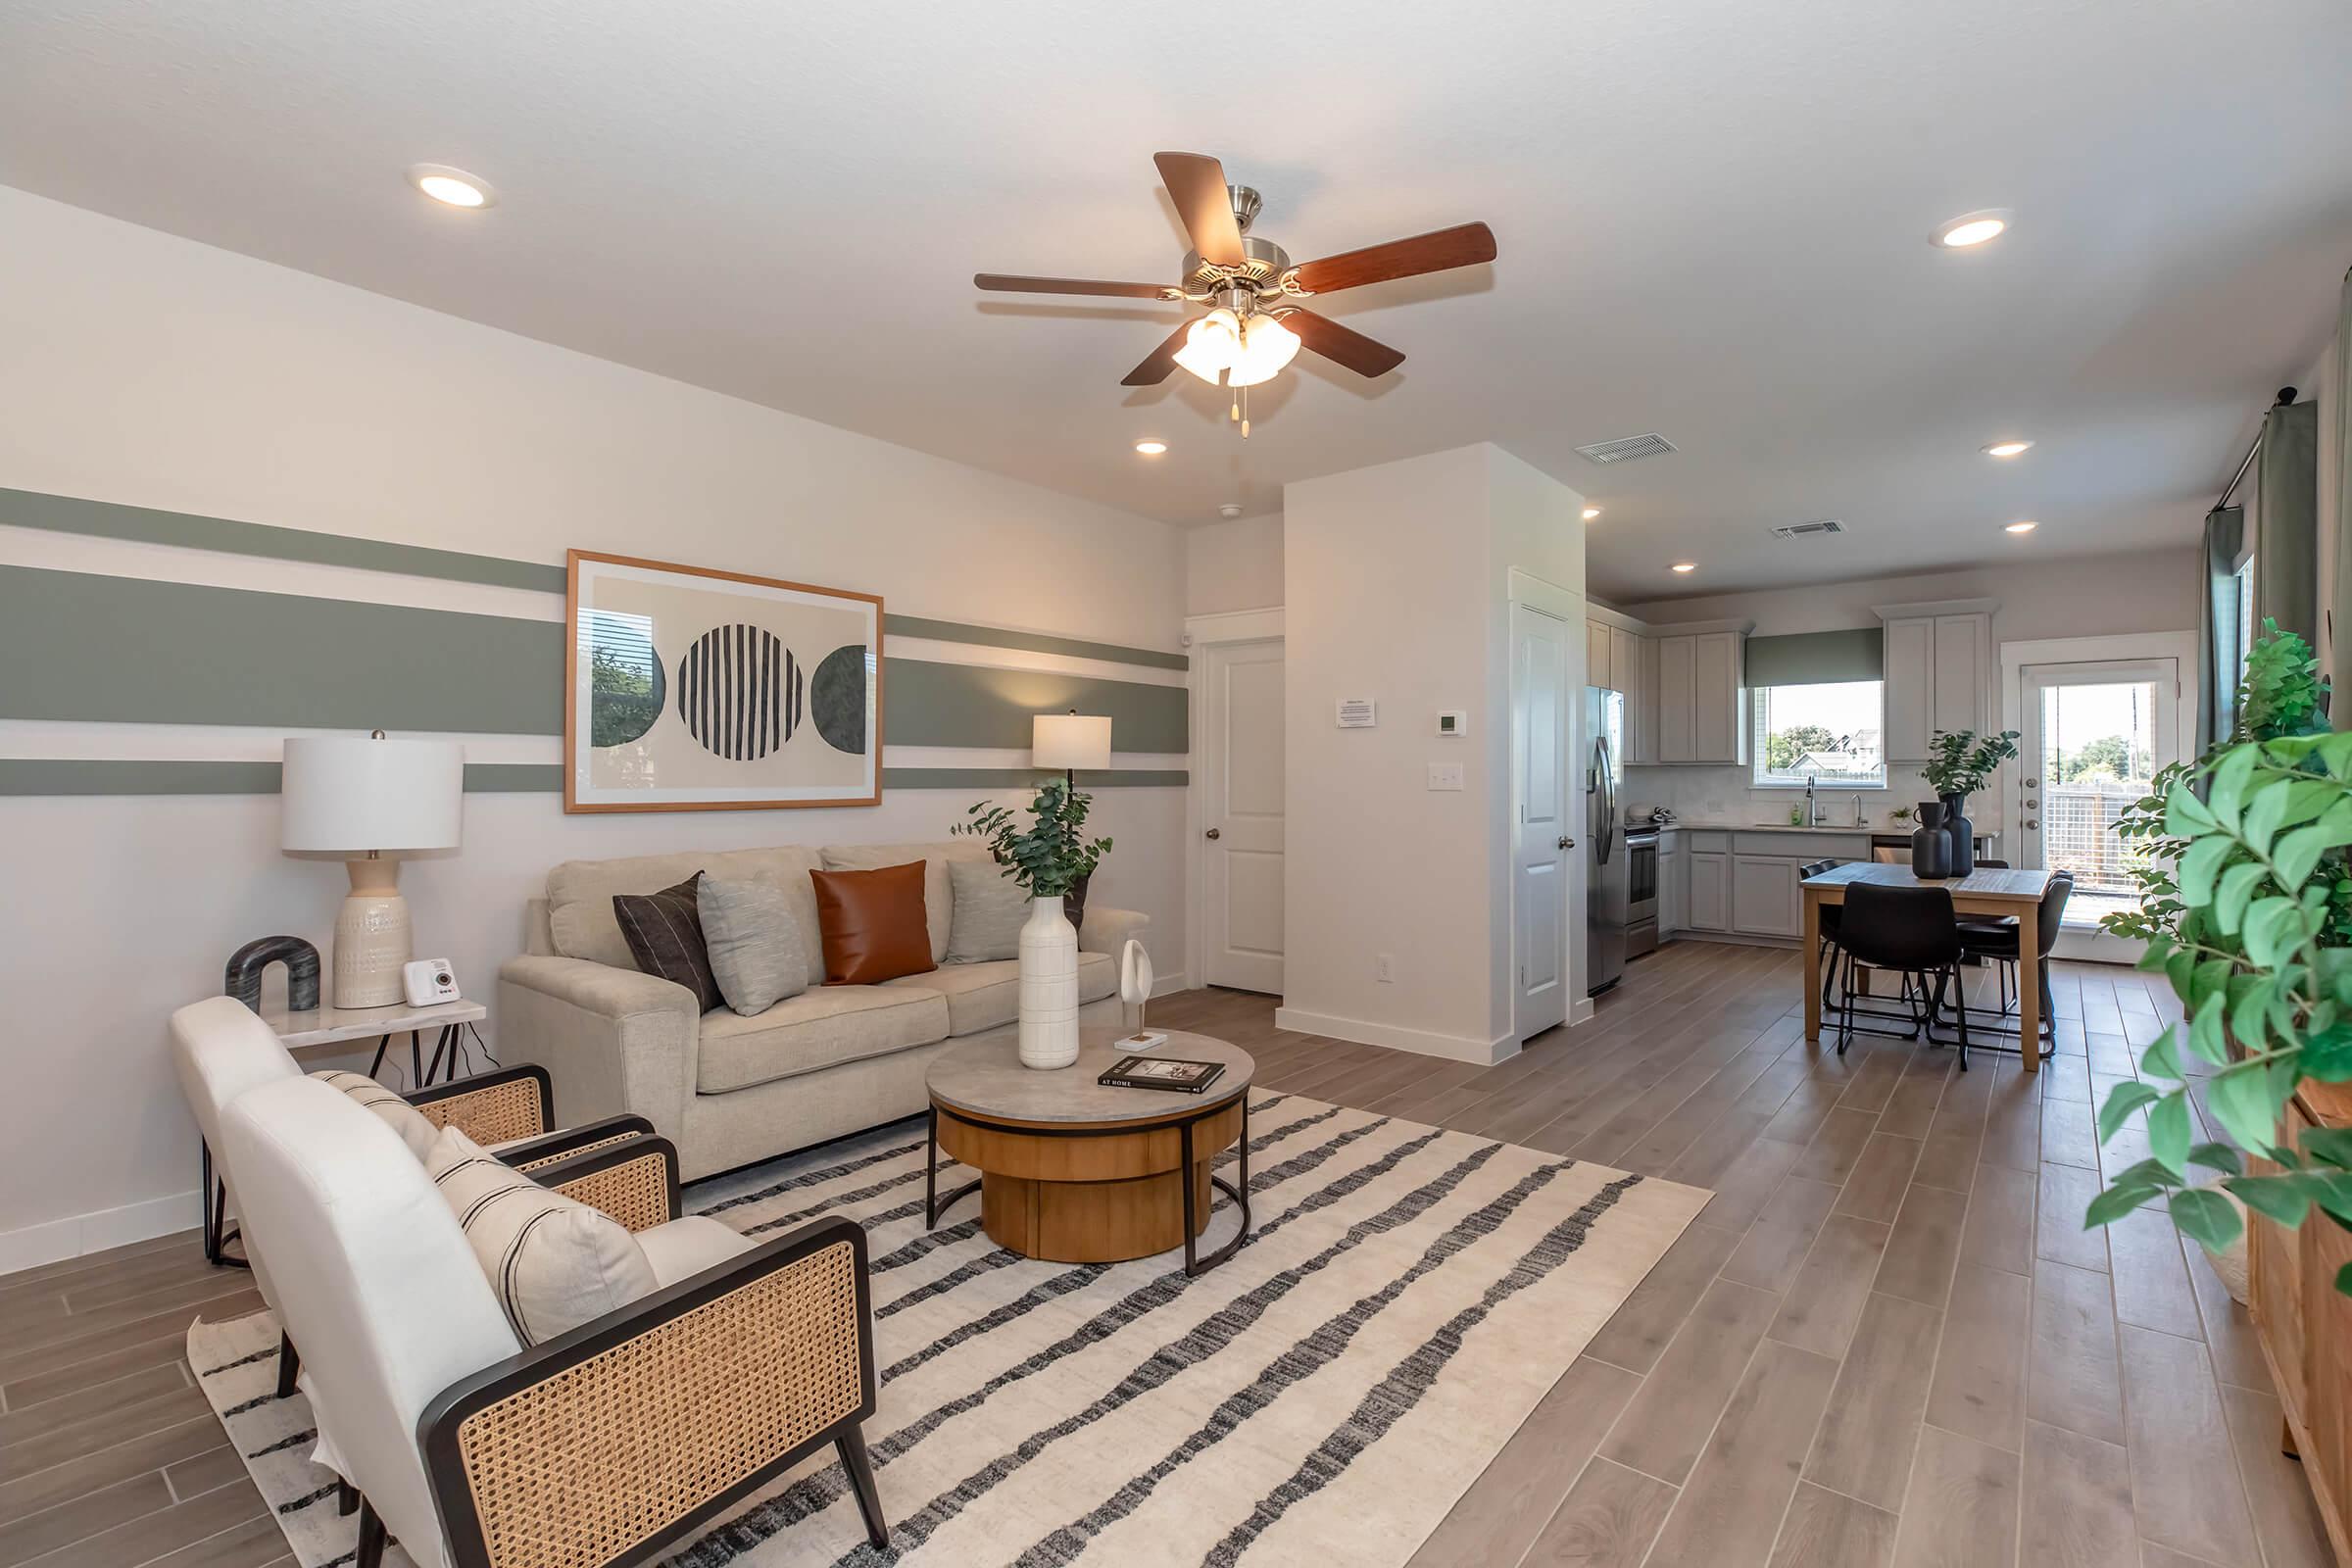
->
{"left": 0, "top": 1189, "right": 203, "bottom": 1277}
{"left": 1274, "top": 1006, "right": 1520, "bottom": 1066}
{"left": 1569, "top": 997, "right": 1595, "bottom": 1027}
{"left": 1150, "top": 972, "right": 1190, "bottom": 998}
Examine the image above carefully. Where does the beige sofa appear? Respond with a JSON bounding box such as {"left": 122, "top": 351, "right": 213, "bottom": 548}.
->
{"left": 498, "top": 841, "right": 1142, "bottom": 1180}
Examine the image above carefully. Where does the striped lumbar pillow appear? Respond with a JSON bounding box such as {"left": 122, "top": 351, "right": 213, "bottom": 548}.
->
{"left": 311, "top": 1069, "right": 437, "bottom": 1160}
{"left": 424, "top": 1126, "right": 658, "bottom": 1345}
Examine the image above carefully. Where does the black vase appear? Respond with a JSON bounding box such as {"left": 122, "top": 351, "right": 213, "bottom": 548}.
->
{"left": 1911, "top": 802, "right": 1953, "bottom": 878}
{"left": 1939, "top": 791, "right": 1976, "bottom": 876}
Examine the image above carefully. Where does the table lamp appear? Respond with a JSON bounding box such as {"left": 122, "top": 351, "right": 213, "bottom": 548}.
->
{"left": 1033, "top": 710, "right": 1111, "bottom": 792}
{"left": 281, "top": 731, "right": 465, "bottom": 1007}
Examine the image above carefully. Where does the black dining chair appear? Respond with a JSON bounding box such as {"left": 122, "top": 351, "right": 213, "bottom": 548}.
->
{"left": 1946, "top": 872, "right": 2072, "bottom": 1060}
{"left": 1835, "top": 883, "right": 1971, "bottom": 1066}
{"left": 1807, "top": 861, "right": 1937, "bottom": 1042}
{"left": 1799, "top": 858, "right": 1844, "bottom": 1009}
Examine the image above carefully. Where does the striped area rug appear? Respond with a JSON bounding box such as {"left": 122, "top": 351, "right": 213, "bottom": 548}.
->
{"left": 188, "top": 1092, "right": 1706, "bottom": 1567}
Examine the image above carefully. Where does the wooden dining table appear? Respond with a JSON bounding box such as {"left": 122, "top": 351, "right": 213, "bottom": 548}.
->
{"left": 1800, "top": 862, "right": 2061, "bottom": 1071}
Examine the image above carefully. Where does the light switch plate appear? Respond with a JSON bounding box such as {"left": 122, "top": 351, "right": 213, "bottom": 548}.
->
{"left": 1427, "top": 761, "right": 1465, "bottom": 791}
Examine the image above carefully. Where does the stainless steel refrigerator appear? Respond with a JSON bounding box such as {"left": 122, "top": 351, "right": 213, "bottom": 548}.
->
{"left": 1585, "top": 686, "right": 1627, "bottom": 996}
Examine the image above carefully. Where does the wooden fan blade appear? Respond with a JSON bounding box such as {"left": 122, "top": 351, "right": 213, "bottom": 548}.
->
{"left": 1120, "top": 320, "right": 1196, "bottom": 386}
{"left": 1153, "top": 152, "right": 1246, "bottom": 269}
{"left": 974, "top": 273, "right": 1172, "bottom": 298}
{"left": 1283, "top": 308, "right": 1406, "bottom": 377}
{"left": 1288, "top": 222, "right": 1497, "bottom": 295}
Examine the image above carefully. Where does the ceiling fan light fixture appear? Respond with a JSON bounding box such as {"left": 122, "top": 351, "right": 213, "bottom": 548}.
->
{"left": 1172, "top": 308, "right": 1243, "bottom": 384}
{"left": 1224, "top": 313, "right": 1301, "bottom": 388}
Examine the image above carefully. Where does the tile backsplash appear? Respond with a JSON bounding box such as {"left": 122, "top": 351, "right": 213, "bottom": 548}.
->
{"left": 1623, "top": 762, "right": 2009, "bottom": 838}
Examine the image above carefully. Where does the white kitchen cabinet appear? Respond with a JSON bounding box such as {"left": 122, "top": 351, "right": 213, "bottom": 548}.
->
{"left": 1877, "top": 600, "right": 1996, "bottom": 762}
{"left": 1652, "top": 629, "right": 1746, "bottom": 764}
{"left": 1632, "top": 634, "right": 1661, "bottom": 765}
{"left": 1687, "top": 851, "right": 1728, "bottom": 932}
{"left": 1659, "top": 835, "right": 1685, "bottom": 934}
{"left": 1731, "top": 855, "right": 1801, "bottom": 938}
{"left": 1587, "top": 619, "right": 1614, "bottom": 692}
{"left": 1609, "top": 625, "right": 1642, "bottom": 754}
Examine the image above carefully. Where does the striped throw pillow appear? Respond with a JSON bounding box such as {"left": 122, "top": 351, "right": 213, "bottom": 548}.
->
{"left": 612, "top": 873, "right": 725, "bottom": 1013}
{"left": 424, "top": 1127, "right": 658, "bottom": 1345}
{"left": 311, "top": 1069, "right": 437, "bottom": 1160}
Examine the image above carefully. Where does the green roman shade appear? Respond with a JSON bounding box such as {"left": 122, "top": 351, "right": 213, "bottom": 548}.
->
{"left": 1742, "top": 628, "right": 1884, "bottom": 687}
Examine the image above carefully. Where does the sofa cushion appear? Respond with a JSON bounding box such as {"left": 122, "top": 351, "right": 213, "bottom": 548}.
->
{"left": 548, "top": 847, "right": 825, "bottom": 985}
{"left": 612, "top": 874, "right": 725, "bottom": 1014}
{"left": 810, "top": 861, "right": 938, "bottom": 986}
{"left": 945, "top": 858, "right": 1028, "bottom": 964}
{"left": 884, "top": 951, "right": 1117, "bottom": 1037}
{"left": 697, "top": 874, "right": 809, "bottom": 1015}
{"left": 820, "top": 841, "right": 989, "bottom": 963}
{"left": 696, "top": 985, "right": 950, "bottom": 1095}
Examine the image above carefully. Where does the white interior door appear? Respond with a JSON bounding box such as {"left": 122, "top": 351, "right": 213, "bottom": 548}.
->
{"left": 1200, "top": 636, "right": 1286, "bottom": 993}
{"left": 1512, "top": 603, "right": 1574, "bottom": 1039}
{"left": 2020, "top": 658, "right": 2180, "bottom": 930}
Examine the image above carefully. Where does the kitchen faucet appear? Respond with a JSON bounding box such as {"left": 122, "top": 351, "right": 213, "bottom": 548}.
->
{"left": 1805, "top": 775, "right": 1821, "bottom": 826}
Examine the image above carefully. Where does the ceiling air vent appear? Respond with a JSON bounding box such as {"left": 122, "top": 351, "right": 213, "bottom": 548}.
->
{"left": 1573, "top": 432, "right": 1678, "bottom": 465}
{"left": 1770, "top": 519, "right": 1846, "bottom": 540}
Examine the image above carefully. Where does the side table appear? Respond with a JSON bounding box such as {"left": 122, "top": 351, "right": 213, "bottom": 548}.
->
{"left": 200, "top": 997, "right": 489, "bottom": 1265}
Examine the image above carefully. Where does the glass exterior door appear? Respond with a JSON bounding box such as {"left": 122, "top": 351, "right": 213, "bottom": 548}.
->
{"left": 2020, "top": 659, "right": 2179, "bottom": 926}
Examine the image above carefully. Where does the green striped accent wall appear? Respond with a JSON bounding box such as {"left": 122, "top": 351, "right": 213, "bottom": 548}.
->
{"left": 0, "top": 760, "right": 1185, "bottom": 796}
{"left": 0, "top": 487, "right": 1184, "bottom": 668}
{"left": 0, "top": 565, "right": 1187, "bottom": 750}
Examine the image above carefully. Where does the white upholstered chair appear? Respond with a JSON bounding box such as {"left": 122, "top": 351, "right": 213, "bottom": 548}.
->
{"left": 220, "top": 1075, "right": 886, "bottom": 1568}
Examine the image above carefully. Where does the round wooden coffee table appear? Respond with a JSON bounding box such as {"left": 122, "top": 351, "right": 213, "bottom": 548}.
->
{"left": 924, "top": 1029, "right": 1255, "bottom": 1275}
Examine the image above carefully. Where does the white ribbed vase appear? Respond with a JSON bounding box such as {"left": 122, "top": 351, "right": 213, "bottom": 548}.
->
{"left": 1017, "top": 895, "right": 1082, "bottom": 1069}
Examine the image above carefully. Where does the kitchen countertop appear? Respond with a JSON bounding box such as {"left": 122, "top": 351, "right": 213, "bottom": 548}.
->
{"left": 1632, "top": 820, "right": 1878, "bottom": 835}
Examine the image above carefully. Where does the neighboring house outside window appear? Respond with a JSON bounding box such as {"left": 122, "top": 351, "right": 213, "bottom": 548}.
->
{"left": 1751, "top": 679, "right": 1887, "bottom": 788}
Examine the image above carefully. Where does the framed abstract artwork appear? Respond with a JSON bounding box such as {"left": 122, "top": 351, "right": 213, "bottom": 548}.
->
{"left": 564, "top": 551, "right": 883, "bottom": 812}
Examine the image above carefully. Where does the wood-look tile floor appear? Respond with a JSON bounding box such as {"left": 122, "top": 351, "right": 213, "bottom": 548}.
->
{"left": 0, "top": 939, "right": 2331, "bottom": 1568}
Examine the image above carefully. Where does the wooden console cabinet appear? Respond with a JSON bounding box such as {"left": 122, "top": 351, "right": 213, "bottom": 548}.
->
{"left": 2247, "top": 1079, "right": 2352, "bottom": 1564}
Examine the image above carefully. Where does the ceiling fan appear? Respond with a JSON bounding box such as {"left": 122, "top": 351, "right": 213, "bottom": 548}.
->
{"left": 975, "top": 152, "right": 1496, "bottom": 434}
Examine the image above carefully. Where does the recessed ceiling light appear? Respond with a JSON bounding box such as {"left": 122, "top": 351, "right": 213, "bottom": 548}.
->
{"left": 2005, "top": 519, "right": 2038, "bottom": 534}
{"left": 1670, "top": 562, "right": 1697, "bottom": 573}
{"left": 1933, "top": 210, "right": 2010, "bottom": 248}
{"left": 1133, "top": 440, "right": 1168, "bottom": 456}
{"left": 407, "top": 164, "right": 496, "bottom": 209}
{"left": 1583, "top": 507, "right": 1602, "bottom": 520}
{"left": 1983, "top": 439, "right": 2034, "bottom": 458}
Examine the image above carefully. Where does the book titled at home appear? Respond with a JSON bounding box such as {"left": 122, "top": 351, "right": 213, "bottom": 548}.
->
{"left": 1099, "top": 1054, "right": 1226, "bottom": 1095}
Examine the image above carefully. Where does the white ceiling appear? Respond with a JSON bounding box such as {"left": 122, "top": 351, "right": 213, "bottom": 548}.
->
{"left": 5, "top": 1, "right": 2350, "bottom": 599}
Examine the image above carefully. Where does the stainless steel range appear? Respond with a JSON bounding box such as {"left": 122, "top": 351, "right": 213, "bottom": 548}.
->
{"left": 1624, "top": 829, "right": 1659, "bottom": 958}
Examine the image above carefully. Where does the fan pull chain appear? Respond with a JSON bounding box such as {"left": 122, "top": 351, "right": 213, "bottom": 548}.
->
{"left": 1242, "top": 382, "right": 1250, "bottom": 438}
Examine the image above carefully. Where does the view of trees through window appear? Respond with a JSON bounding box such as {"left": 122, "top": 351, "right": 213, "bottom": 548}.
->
{"left": 1751, "top": 680, "right": 1886, "bottom": 787}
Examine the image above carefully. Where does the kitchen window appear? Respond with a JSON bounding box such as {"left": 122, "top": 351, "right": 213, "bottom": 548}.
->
{"left": 1750, "top": 679, "right": 1887, "bottom": 789}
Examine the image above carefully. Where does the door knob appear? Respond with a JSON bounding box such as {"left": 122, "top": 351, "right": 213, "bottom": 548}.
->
{"left": 2025, "top": 819, "right": 2039, "bottom": 829}
{"left": 1204, "top": 827, "right": 1221, "bottom": 840}
{"left": 1558, "top": 836, "right": 1575, "bottom": 850}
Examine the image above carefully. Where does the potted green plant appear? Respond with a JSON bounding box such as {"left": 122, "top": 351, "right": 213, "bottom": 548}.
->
{"left": 1919, "top": 727, "right": 2021, "bottom": 875}
{"left": 954, "top": 778, "right": 1112, "bottom": 1069}
{"left": 2088, "top": 623, "right": 2352, "bottom": 1291}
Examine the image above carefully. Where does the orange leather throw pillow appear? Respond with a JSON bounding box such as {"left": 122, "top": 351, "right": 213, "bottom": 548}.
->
{"left": 809, "top": 861, "right": 938, "bottom": 986}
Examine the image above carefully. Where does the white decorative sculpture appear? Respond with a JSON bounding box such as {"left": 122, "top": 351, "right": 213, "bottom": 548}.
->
{"left": 1119, "top": 939, "right": 1167, "bottom": 1050}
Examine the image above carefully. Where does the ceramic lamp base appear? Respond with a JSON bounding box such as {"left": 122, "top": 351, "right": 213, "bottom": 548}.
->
{"left": 333, "top": 857, "right": 412, "bottom": 1008}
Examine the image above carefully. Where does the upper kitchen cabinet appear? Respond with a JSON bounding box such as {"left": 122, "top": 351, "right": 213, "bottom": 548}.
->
{"left": 1649, "top": 618, "right": 1752, "bottom": 765}
{"left": 1586, "top": 606, "right": 1653, "bottom": 762}
{"left": 1876, "top": 598, "right": 1996, "bottom": 761}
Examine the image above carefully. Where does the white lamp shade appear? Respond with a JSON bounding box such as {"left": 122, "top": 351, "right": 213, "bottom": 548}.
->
{"left": 280, "top": 736, "right": 465, "bottom": 853}
{"left": 1033, "top": 712, "right": 1112, "bottom": 772}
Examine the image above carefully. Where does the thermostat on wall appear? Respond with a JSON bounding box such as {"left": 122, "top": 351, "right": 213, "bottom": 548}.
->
{"left": 1436, "top": 710, "right": 1468, "bottom": 737}
{"left": 1337, "top": 698, "right": 1378, "bottom": 729}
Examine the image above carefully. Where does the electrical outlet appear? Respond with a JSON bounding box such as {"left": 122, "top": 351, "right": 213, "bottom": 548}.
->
{"left": 1427, "top": 761, "right": 1465, "bottom": 791}
{"left": 1374, "top": 954, "right": 1395, "bottom": 983}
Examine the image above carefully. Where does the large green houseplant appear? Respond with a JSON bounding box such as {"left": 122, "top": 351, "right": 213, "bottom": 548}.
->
{"left": 2088, "top": 623, "right": 2352, "bottom": 1289}
{"left": 954, "top": 777, "right": 1111, "bottom": 906}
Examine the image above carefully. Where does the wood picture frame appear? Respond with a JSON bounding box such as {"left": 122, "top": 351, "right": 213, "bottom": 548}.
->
{"left": 564, "top": 550, "right": 884, "bottom": 813}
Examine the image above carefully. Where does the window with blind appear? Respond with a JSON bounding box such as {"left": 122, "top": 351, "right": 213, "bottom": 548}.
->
{"left": 1745, "top": 628, "right": 1887, "bottom": 789}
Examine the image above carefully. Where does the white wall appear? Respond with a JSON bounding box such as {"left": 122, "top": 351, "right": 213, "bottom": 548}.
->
{"left": 1185, "top": 513, "right": 1285, "bottom": 616}
{"left": 0, "top": 187, "right": 1191, "bottom": 1265}
{"left": 1279, "top": 444, "right": 1583, "bottom": 1061}
{"left": 1616, "top": 548, "right": 2200, "bottom": 830}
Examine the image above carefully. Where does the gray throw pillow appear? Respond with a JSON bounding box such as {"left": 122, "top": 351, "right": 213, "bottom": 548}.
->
{"left": 946, "top": 858, "right": 1029, "bottom": 963}
{"left": 696, "top": 875, "right": 809, "bottom": 1015}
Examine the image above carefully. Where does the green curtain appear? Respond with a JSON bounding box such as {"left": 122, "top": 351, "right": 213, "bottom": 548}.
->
{"left": 2199, "top": 505, "right": 2244, "bottom": 752}
{"left": 2258, "top": 398, "right": 2321, "bottom": 651}
{"left": 2332, "top": 268, "right": 2352, "bottom": 727}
